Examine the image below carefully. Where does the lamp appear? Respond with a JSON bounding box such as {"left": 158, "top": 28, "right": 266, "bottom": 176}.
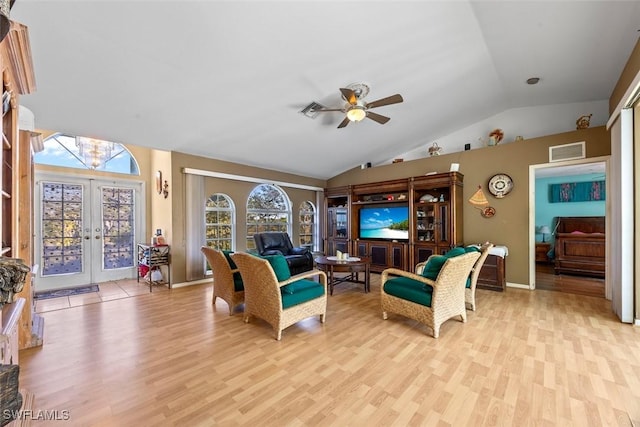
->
{"left": 346, "top": 105, "right": 366, "bottom": 122}
{"left": 539, "top": 225, "right": 551, "bottom": 242}
{"left": 75, "top": 136, "right": 115, "bottom": 170}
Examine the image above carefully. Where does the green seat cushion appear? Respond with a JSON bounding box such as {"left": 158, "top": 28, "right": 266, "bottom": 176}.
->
{"left": 384, "top": 277, "right": 433, "bottom": 307}
{"left": 466, "top": 277, "right": 471, "bottom": 289}
{"left": 464, "top": 246, "right": 480, "bottom": 253}
{"left": 281, "top": 279, "right": 325, "bottom": 309}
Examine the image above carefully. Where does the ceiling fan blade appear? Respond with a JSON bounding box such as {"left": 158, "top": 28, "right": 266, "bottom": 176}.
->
{"left": 337, "top": 117, "right": 351, "bottom": 128}
{"left": 366, "top": 111, "right": 391, "bottom": 125}
{"left": 339, "top": 88, "right": 358, "bottom": 105}
{"left": 365, "top": 94, "right": 403, "bottom": 109}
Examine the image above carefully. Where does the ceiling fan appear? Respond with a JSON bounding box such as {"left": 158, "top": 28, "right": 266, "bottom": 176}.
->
{"left": 314, "top": 83, "right": 404, "bottom": 128}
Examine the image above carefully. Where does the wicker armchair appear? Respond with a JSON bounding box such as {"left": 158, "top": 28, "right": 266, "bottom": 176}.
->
{"left": 381, "top": 251, "right": 480, "bottom": 338}
{"left": 201, "top": 247, "right": 244, "bottom": 315}
{"left": 416, "top": 243, "right": 494, "bottom": 311}
{"left": 231, "top": 252, "right": 328, "bottom": 340}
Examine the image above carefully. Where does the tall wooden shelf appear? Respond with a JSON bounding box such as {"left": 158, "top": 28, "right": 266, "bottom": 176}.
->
{"left": 0, "top": 20, "right": 37, "bottom": 350}
{"left": 323, "top": 172, "right": 464, "bottom": 273}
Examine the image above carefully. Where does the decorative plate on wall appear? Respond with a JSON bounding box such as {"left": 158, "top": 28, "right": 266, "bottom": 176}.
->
{"left": 488, "top": 173, "right": 514, "bottom": 198}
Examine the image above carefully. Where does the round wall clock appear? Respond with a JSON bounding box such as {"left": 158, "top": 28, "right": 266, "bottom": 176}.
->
{"left": 488, "top": 173, "right": 514, "bottom": 198}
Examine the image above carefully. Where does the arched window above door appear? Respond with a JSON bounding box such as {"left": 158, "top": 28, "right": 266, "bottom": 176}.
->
{"left": 35, "top": 133, "right": 140, "bottom": 175}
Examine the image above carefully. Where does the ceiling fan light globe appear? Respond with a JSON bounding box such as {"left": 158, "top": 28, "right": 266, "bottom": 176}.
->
{"left": 347, "top": 106, "right": 366, "bottom": 122}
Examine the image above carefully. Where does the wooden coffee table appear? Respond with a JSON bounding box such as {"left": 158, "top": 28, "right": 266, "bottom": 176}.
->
{"left": 314, "top": 256, "right": 370, "bottom": 295}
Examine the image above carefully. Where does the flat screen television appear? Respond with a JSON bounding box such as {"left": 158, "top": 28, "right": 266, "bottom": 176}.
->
{"left": 359, "top": 204, "right": 409, "bottom": 240}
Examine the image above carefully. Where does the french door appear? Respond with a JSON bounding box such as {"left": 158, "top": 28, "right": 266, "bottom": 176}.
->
{"left": 35, "top": 173, "right": 145, "bottom": 291}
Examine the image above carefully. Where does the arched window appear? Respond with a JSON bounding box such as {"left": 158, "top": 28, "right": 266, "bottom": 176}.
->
{"left": 246, "top": 184, "right": 290, "bottom": 249}
{"left": 205, "top": 193, "right": 235, "bottom": 252}
{"left": 34, "top": 133, "right": 140, "bottom": 175}
{"left": 299, "top": 201, "right": 315, "bottom": 249}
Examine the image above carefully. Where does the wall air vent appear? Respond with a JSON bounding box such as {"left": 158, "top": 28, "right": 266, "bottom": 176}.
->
{"left": 549, "top": 141, "right": 586, "bottom": 163}
{"left": 299, "top": 101, "right": 326, "bottom": 119}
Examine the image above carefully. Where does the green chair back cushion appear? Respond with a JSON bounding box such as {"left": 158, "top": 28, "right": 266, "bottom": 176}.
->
{"left": 232, "top": 272, "right": 244, "bottom": 292}
{"left": 421, "top": 255, "right": 447, "bottom": 280}
{"left": 383, "top": 277, "right": 433, "bottom": 307}
{"left": 281, "top": 279, "right": 325, "bottom": 309}
{"left": 221, "top": 250, "right": 243, "bottom": 291}
{"left": 444, "top": 246, "right": 466, "bottom": 257}
{"left": 420, "top": 246, "right": 467, "bottom": 280}
{"left": 260, "top": 254, "right": 291, "bottom": 281}
{"left": 464, "top": 246, "right": 480, "bottom": 253}
{"left": 222, "top": 250, "right": 237, "bottom": 269}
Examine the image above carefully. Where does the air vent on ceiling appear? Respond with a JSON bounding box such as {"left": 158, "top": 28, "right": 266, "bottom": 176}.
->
{"left": 549, "top": 141, "right": 585, "bottom": 163}
{"left": 299, "top": 101, "right": 326, "bottom": 119}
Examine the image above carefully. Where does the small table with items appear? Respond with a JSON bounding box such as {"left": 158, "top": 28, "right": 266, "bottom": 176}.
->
{"left": 314, "top": 255, "right": 370, "bottom": 295}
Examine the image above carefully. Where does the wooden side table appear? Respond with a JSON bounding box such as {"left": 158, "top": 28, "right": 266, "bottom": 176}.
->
{"left": 535, "top": 242, "right": 551, "bottom": 263}
{"left": 314, "top": 256, "right": 370, "bottom": 295}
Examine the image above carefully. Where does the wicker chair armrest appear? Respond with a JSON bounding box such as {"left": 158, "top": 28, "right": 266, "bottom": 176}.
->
{"left": 381, "top": 268, "right": 435, "bottom": 287}
{"left": 279, "top": 269, "right": 327, "bottom": 287}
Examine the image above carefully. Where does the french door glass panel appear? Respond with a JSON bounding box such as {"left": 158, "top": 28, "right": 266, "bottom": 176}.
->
{"left": 36, "top": 174, "right": 143, "bottom": 291}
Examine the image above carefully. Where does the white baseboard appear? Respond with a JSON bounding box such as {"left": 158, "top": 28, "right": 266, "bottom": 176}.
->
{"left": 506, "top": 282, "right": 530, "bottom": 290}
{"left": 170, "top": 278, "right": 210, "bottom": 289}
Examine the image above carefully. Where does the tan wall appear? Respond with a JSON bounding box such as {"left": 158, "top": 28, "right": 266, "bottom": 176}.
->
{"left": 610, "top": 38, "right": 640, "bottom": 113}
{"left": 149, "top": 149, "right": 172, "bottom": 244}
{"left": 328, "top": 126, "right": 610, "bottom": 286}
{"left": 169, "top": 152, "right": 326, "bottom": 284}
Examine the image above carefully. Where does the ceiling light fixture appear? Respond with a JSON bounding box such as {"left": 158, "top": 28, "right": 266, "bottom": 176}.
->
{"left": 346, "top": 105, "right": 366, "bottom": 122}
{"left": 76, "top": 136, "right": 115, "bottom": 169}
{"left": 526, "top": 77, "right": 540, "bottom": 85}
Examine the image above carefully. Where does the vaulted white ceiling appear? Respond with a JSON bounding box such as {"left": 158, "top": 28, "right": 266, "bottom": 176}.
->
{"left": 11, "top": 1, "right": 640, "bottom": 180}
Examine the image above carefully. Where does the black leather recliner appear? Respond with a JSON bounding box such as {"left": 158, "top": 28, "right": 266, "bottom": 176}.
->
{"left": 253, "top": 232, "right": 314, "bottom": 276}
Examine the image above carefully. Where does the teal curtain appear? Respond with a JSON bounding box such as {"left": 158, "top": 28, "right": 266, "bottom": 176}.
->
{"left": 550, "top": 180, "right": 605, "bottom": 203}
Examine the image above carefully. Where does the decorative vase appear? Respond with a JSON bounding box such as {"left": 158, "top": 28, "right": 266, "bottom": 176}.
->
{"left": 0, "top": 257, "right": 30, "bottom": 309}
{"left": 428, "top": 142, "right": 442, "bottom": 156}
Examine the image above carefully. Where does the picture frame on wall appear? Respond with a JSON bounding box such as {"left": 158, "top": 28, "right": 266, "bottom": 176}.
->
{"left": 156, "top": 171, "right": 163, "bottom": 194}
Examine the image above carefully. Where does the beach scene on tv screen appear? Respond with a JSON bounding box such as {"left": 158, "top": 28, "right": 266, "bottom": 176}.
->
{"left": 360, "top": 206, "right": 409, "bottom": 239}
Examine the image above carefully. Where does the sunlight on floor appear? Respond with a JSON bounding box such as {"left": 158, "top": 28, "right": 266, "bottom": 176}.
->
{"left": 34, "top": 278, "right": 170, "bottom": 313}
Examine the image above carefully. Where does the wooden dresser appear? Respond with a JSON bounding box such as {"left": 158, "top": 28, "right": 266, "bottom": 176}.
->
{"left": 476, "top": 249, "right": 507, "bottom": 292}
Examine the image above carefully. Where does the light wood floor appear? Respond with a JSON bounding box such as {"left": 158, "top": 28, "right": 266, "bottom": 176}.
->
{"left": 535, "top": 263, "right": 605, "bottom": 298}
{"left": 18, "top": 274, "right": 640, "bottom": 426}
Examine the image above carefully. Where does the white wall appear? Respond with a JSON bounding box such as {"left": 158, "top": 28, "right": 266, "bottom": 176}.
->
{"left": 386, "top": 100, "right": 609, "bottom": 163}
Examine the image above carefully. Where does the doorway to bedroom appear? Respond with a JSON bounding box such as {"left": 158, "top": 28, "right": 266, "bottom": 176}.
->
{"left": 532, "top": 160, "right": 607, "bottom": 297}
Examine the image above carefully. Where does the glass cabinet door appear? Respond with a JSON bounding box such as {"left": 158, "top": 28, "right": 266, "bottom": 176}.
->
{"left": 437, "top": 203, "right": 449, "bottom": 244}
{"left": 335, "top": 208, "right": 348, "bottom": 238}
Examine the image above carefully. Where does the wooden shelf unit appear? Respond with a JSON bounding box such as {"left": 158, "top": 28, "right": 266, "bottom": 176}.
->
{"left": 137, "top": 243, "right": 171, "bottom": 292}
{"left": 323, "top": 172, "right": 464, "bottom": 273}
{"left": 0, "top": 20, "right": 38, "bottom": 350}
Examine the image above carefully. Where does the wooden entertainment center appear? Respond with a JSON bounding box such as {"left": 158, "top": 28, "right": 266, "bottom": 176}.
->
{"left": 323, "top": 172, "right": 464, "bottom": 273}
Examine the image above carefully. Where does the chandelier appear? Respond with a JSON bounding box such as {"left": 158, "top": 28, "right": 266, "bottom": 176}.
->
{"left": 75, "top": 136, "right": 115, "bottom": 169}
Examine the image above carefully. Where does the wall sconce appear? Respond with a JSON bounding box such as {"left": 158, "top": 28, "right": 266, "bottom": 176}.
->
{"left": 162, "top": 180, "right": 169, "bottom": 199}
